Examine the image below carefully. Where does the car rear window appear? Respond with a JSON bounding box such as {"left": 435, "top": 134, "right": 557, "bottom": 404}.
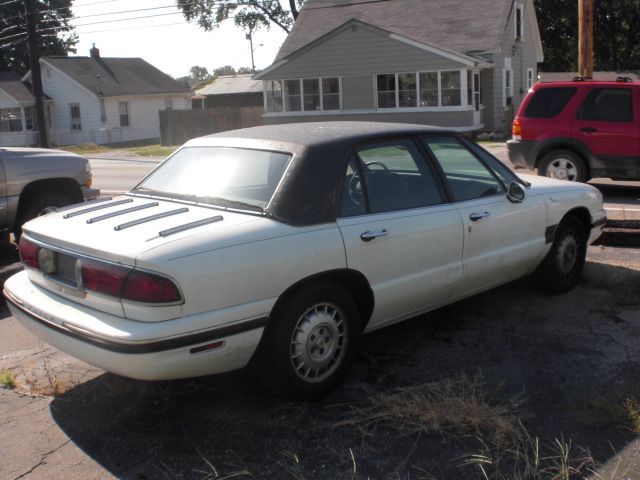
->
{"left": 524, "top": 87, "right": 577, "bottom": 118}
{"left": 577, "top": 88, "right": 633, "bottom": 122}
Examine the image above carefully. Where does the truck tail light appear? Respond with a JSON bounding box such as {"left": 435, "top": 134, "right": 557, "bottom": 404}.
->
{"left": 81, "top": 258, "right": 182, "bottom": 304}
{"left": 512, "top": 117, "right": 522, "bottom": 140}
{"left": 19, "top": 236, "right": 39, "bottom": 269}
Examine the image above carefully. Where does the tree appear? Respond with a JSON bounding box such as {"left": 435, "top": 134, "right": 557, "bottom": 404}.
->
{"left": 0, "top": 0, "right": 77, "bottom": 75}
{"left": 190, "top": 65, "right": 211, "bottom": 83}
{"left": 176, "top": 0, "right": 304, "bottom": 33}
{"left": 535, "top": 0, "right": 640, "bottom": 72}
{"left": 213, "top": 65, "right": 237, "bottom": 76}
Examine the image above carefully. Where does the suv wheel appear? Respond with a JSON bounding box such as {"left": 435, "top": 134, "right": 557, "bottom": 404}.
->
{"left": 15, "top": 192, "right": 74, "bottom": 240}
{"left": 538, "top": 150, "right": 588, "bottom": 182}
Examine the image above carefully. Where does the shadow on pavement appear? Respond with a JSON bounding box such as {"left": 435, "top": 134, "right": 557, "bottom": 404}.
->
{"left": 49, "top": 259, "right": 640, "bottom": 479}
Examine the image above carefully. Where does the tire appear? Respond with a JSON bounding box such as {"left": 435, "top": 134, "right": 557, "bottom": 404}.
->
{"left": 535, "top": 215, "right": 587, "bottom": 294}
{"left": 253, "top": 283, "right": 360, "bottom": 400}
{"left": 15, "top": 192, "right": 74, "bottom": 239}
{"left": 538, "top": 150, "right": 589, "bottom": 182}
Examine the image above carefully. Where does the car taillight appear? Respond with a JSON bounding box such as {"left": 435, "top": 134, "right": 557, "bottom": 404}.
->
{"left": 512, "top": 117, "right": 522, "bottom": 140}
{"left": 19, "top": 236, "right": 39, "bottom": 269}
{"left": 81, "top": 259, "right": 129, "bottom": 297}
{"left": 123, "top": 270, "right": 182, "bottom": 303}
{"left": 80, "top": 259, "right": 181, "bottom": 304}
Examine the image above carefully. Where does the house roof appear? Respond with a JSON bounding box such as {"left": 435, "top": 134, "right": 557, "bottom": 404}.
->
{"left": 40, "top": 57, "right": 192, "bottom": 97}
{"left": 275, "top": 0, "right": 516, "bottom": 62}
{"left": 0, "top": 71, "right": 34, "bottom": 103}
{"left": 196, "top": 74, "right": 263, "bottom": 96}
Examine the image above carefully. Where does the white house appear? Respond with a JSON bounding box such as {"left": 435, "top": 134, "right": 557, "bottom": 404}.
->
{"left": 0, "top": 72, "right": 39, "bottom": 147}
{"left": 21, "top": 46, "right": 193, "bottom": 146}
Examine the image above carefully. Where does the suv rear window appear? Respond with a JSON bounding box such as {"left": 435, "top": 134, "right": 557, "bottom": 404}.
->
{"left": 524, "top": 87, "right": 577, "bottom": 118}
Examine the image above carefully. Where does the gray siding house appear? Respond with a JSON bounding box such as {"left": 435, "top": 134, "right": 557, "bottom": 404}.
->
{"left": 255, "top": 0, "right": 543, "bottom": 133}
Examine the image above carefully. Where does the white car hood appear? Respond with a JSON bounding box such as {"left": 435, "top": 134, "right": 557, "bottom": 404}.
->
{"left": 519, "top": 173, "right": 598, "bottom": 195}
{"left": 22, "top": 195, "right": 266, "bottom": 264}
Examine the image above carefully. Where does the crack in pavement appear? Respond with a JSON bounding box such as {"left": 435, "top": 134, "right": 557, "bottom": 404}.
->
{"left": 13, "top": 439, "right": 71, "bottom": 480}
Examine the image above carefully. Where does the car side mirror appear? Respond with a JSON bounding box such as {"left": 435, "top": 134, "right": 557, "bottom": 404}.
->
{"left": 507, "top": 182, "right": 526, "bottom": 203}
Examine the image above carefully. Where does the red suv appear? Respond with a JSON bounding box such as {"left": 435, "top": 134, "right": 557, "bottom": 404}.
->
{"left": 507, "top": 78, "right": 640, "bottom": 182}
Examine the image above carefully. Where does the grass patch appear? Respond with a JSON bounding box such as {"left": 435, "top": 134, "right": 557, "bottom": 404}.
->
{"left": 60, "top": 143, "right": 177, "bottom": 157}
{"left": 0, "top": 369, "right": 16, "bottom": 388}
{"left": 337, "top": 373, "right": 523, "bottom": 447}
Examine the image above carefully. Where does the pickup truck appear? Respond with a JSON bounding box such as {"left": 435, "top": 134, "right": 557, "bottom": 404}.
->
{"left": 0, "top": 148, "right": 99, "bottom": 242}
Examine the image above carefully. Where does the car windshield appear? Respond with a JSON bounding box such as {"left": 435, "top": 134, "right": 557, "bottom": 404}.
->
{"left": 133, "top": 146, "right": 291, "bottom": 211}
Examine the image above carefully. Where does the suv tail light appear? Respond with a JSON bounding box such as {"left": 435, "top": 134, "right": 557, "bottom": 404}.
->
{"left": 512, "top": 117, "right": 522, "bottom": 140}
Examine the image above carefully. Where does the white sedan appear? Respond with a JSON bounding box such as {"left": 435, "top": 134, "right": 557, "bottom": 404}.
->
{"left": 4, "top": 122, "right": 606, "bottom": 399}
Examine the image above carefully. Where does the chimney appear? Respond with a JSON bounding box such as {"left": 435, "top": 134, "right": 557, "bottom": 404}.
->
{"left": 90, "top": 43, "right": 100, "bottom": 59}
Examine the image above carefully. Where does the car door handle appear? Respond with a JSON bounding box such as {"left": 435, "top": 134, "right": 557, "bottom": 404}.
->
{"left": 360, "top": 229, "right": 388, "bottom": 241}
{"left": 469, "top": 211, "right": 490, "bottom": 221}
{"left": 580, "top": 127, "right": 597, "bottom": 134}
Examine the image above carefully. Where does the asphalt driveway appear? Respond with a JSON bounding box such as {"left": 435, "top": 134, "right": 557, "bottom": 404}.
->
{"left": 1, "top": 239, "right": 640, "bottom": 480}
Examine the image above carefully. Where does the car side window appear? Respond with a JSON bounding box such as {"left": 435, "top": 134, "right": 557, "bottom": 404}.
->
{"left": 340, "top": 140, "right": 443, "bottom": 216}
{"left": 422, "top": 136, "right": 505, "bottom": 202}
{"left": 340, "top": 156, "right": 368, "bottom": 217}
{"left": 577, "top": 88, "right": 633, "bottom": 122}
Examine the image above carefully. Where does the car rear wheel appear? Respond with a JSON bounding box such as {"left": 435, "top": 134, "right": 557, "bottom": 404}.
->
{"left": 538, "top": 150, "right": 588, "bottom": 182}
{"left": 535, "top": 215, "right": 587, "bottom": 294}
{"left": 254, "top": 283, "right": 360, "bottom": 400}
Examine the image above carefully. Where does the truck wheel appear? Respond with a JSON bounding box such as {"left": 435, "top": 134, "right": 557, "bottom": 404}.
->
{"left": 253, "top": 283, "right": 360, "bottom": 400}
{"left": 15, "top": 192, "right": 74, "bottom": 239}
{"left": 538, "top": 150, "right": 588, "bottom": 182}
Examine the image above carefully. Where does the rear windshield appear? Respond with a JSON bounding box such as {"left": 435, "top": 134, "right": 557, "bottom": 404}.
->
{"left": 524, "top": 87, "right": 577, "bottom": 118}
{"left": 134, "top": 147, "right": 291, "bottom": 211}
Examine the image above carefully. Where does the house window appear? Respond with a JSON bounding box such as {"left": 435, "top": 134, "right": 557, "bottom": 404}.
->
{"left": 266, "top": 80, "right": 283, "bottom": 112}
{"left": 504, "top": 69, "right": 513, "bottom": 106}
{"left": 46, "top": 105, "right": 52, "bottom": 128}
{"left": 398, "top": 73, "right": 417, "bottom": 108}
{"left": 441, "top": 71, "right": 461, "bottom": 106}
{"left": 527, "top": 68, "right": 535, "bottom": 89}
{"left": 284, "top": 80, "right": 301, "bottom": 111}
{"left": 24, "top": 107, "right": 34, "bottom": 130}
{"left": 322, "top": 78, "right": 340, "bottom": 110}
{"left": 119, "top": 101, "right": 130, "bottom": 127}
{"left": 377, "top": 74, "right": 396, "bottom": 108}
{"left": 165, "top": 98, "right": 173, "bottom": 110}
{"left": 419, "top": 72, "right": 439, "bottom": 107}
{"left": 99, "top": 98, "right": 107, "bottom": 122}
{"left": 515, "top": 5, "right": 524, "bottom": 40}
{"left": 70, "top": 104, "right": 82, "bottom": 131}
{"left": 303, "top": 78, "right": 320, "bottom": 111}
{"left": 0, "top": 108, "right": 22, "bottom": 132}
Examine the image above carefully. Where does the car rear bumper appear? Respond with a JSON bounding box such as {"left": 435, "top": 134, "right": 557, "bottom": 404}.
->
{"left": 507, "top": 139, "right": 539, "bottom": 170}
{"left": 4, "top": 271, "right": 266, "bottom": 381}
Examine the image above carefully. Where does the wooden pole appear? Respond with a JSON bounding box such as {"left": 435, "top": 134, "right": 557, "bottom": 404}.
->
{"left": 578, "top": 0, "right": 594, "bottom": 79}
{"left": 24, "top": 0, "right": 48, "bottom": 148}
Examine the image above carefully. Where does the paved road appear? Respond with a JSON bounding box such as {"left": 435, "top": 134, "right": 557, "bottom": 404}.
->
{"left": 89, "top": 156, "right": 161, "bottom": 195}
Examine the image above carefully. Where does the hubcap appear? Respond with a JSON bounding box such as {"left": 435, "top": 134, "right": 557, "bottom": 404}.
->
{"left": 290, "top": 302, "right": 347, "bottom": 383}
{"left": 546, "top": 158, "right": 578, "bottom": 181}
{"left": 556, "top": 229, "right": 579, "bottom": 277}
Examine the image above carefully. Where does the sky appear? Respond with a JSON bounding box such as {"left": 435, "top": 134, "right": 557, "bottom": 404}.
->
{"left": 68, "top": 0, "right": 289, "bottom": 79}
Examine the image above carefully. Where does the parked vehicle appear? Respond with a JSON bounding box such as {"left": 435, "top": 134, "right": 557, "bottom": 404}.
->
{"left": 507, "top": 77, "right": 640, "bottom": 182}
{"left": 0, "top": 147, "right": 99, "bottom": 241}
{"left": 4, "top": 122, "right": 606, "bottom": 399}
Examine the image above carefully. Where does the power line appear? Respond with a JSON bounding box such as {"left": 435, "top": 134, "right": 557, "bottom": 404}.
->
{"left": 0, "top": 0, "right": 19, "bottom": 7}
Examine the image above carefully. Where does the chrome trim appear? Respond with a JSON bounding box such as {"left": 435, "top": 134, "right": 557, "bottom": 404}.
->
{"left": 86, "top": 202, "right": 159, "bottom": 224}
{"left": 114, "top": 207, "right": 189, "bottom": 231}
{"left": 55, "top": 197, "right": 113, "bottom": 213}
{"left": 63, "top": 198, "right": 133, "bottom": 219}
{"left": 154, "top": 215, "right": 223, "bottom": 239}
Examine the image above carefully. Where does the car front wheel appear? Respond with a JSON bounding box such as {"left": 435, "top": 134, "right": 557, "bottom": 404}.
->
{"left": 538, "top": 150, "right": 588, "bottom": 182}
{"left": 254, "top": 283, "right": 360, "bottom": 400}
{"left": 535, "top": 215, "right": 587, "bottom": 294}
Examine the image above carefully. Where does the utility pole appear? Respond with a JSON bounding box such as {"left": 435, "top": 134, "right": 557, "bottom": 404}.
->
{"left": 578, "top": 0, "right": 594, "bottom": 79}
{"left": 246, "top": 27, "right": 256, "bottom": 73}
{"left": 24, "top": 0, "right": 48, "bottom": 148}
